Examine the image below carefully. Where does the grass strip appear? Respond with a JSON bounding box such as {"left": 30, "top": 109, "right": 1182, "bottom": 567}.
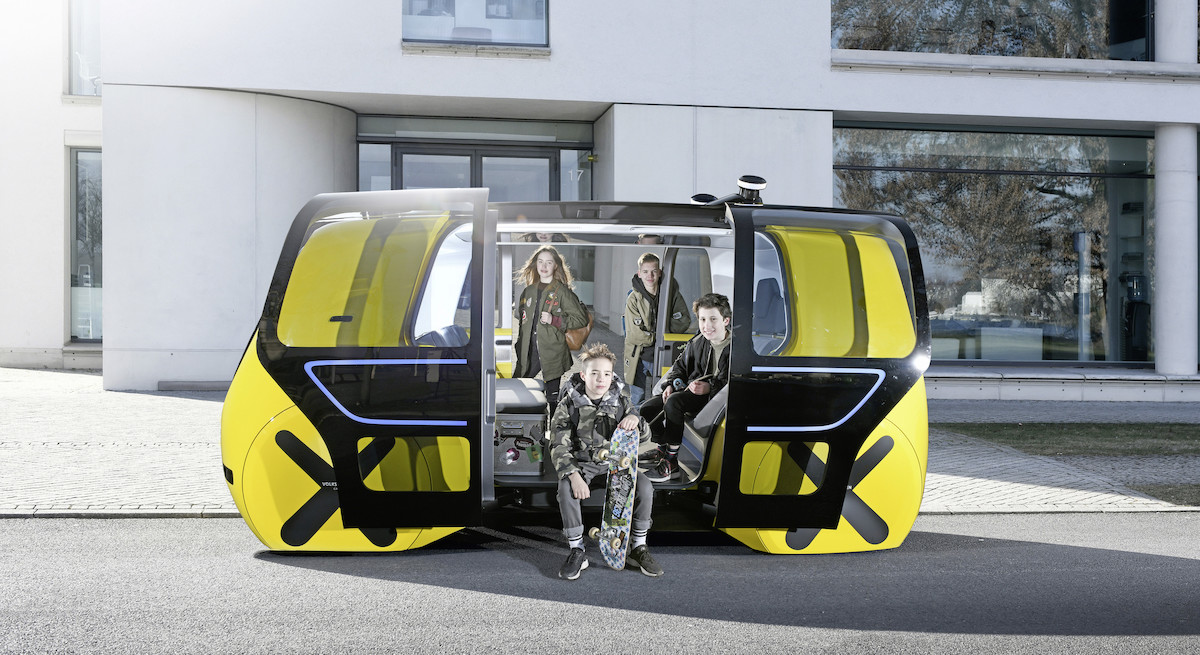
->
{"left": 1127, "top": 484, "right": 1200, "bottom": 507}
{"left": 931, "top": 423, "right": 1200, "bottom": 457}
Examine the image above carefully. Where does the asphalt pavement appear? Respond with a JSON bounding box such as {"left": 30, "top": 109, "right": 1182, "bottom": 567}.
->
{"left": 1, "top": 367, "right": 1198, "bottom": 518}
{"left": 1, "top": 515, "right": 1198, "bottom": 653}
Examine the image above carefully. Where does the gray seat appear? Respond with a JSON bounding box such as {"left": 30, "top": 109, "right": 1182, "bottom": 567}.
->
{"left": 677, "top": 386, "right": 729, "bottom": 479}
{"left": 495, "top": 378, "right": 546, "bottom": 414}
{"left": 754, "top": 278, "right": 786, "bottom": 335}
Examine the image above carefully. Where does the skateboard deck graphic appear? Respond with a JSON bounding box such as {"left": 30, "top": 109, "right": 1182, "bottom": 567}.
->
{"left": 589, "top": 427, "right": 639, "bottom": 569}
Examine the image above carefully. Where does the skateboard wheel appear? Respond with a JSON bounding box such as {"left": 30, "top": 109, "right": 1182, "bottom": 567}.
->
{"left": 611, "top": 537, "right": 622, "bottom": 550}
{"left": 588, "top": 527, "right": 600, "bottom": 540}
{"left": 619, "top": 456, "right": 631, "bottom": 469}
{"left": 596, "top": 449, "right": 609, "bottom": 462}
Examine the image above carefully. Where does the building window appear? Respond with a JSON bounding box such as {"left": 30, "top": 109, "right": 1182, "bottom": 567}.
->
{"left": 357, "top": 116, "right": 592, "bottom": 200}
{"left": 832, "top": 0, "right": 1151, "bottom": 61}
{"left": 834, "top": 127, "right": 1153, "bottom": 362}
{"left": 68, "top": 0, "right": 102, "bottom": 95}
{"left": 71, "top": 149, "right": 103, "bottom": 342}
{"left": 402, "top": 0, "right": 548, "bottom": 47}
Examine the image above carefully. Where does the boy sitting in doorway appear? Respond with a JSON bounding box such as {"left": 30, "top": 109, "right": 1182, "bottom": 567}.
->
{"left": 639, "top": 293, "right": 732, "bottom": 482}
{"left": 550, "top": 343, "right": 662, "bottom": 580}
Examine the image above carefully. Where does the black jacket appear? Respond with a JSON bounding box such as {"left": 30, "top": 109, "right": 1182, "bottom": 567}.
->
{"left": 663, "top": 333, "right": 731, "bottom": 400}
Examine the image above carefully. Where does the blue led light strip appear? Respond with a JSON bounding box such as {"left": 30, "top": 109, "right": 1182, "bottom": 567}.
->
{"left": 304, "top": 359, "right": 470, "bottom": 427}
{"left": 745, "top": 367, "right": 885, "bottom": 433}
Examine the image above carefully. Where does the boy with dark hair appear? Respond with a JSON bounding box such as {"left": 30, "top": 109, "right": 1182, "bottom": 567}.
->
{"left": 640, "top": 293, "right": 732, "bottom": 482}
{"left": 623, "top": 252, "right": 691, "bottom": 404}
{"left": 551, "top": 343, "right": 662, "bottom": 580}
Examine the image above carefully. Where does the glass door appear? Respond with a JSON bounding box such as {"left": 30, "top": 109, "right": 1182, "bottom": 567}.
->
{"left": 481, "top": 154, "right": 551, "bottom": 201}
{"left": 400, "top": 151, "right": 472, "bottom": 189}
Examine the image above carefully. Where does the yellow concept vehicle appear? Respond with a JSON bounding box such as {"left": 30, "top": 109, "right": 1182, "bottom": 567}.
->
{"left": 221, "top": 178, "right": 931, "bottom": 554}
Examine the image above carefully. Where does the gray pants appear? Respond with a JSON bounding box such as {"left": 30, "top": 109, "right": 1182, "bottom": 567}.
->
{"left": 558, "top": 460, "right": 653, "bottom": 540}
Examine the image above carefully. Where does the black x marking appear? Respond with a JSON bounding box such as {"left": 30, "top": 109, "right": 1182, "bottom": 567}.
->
{"left": 785, "top": 435, "right": 894, "bottom": 550}
{"left": 275, "top": 430, "right": 398, "bottom": 548}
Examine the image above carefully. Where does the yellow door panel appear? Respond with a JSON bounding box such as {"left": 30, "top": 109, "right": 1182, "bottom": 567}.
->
{"left": 768, "top": 229, "right": 856, "bottom": 357}
{"left": 855, "top": 234, "right": 917, "bottom": 357}
{"left": 722, "top": 380, "right": 928, "bottom": 554}
{"left": 236, "top": 406, "right": 463, "bottom": 552}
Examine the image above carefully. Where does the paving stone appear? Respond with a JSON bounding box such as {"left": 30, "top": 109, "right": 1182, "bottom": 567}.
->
{"left": 3, "top": 367, "right": 1199, "bottom": 518}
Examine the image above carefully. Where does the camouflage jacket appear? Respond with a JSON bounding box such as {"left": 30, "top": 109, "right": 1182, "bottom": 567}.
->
{"left": 549, "top": 371, "right": 649, "bottom": 480}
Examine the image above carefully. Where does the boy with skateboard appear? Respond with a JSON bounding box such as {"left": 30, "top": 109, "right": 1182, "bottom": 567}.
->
{"left": 550, "top": 343, "right": 662, "bottom": 580}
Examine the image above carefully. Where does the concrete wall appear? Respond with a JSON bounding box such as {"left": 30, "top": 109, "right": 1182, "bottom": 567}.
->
{"left": 587, "top": 104, "right": 833, "bottom": 328}
{"left": 99, "top": 0, "right": 1200, "bottom": 127}
{"left": 0, "top": 2, "right": 103, "bottom": 368}
{"left": 603, "top": 104, "right": 832, "bottom": 204}
{"left": 101, "top": 86, "right": 354, "bottom": 389}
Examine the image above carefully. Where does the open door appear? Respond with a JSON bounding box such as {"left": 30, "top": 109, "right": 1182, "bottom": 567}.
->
{"left": 715, "top": 206, "right": 930, "bottom": 545}
{"left": 252, "top": 188, "right": 495, "bottom": 532}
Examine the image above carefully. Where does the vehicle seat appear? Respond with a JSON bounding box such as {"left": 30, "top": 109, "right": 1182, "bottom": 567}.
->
{"left": 753, "top": 278, "right": 786, "bottom": 354}
{"left": 678, "top": 386, "right": 729, "bottom": 479}
{"left": 495, "top": 377, "right": 546, "bottom": 414}
{"left": 754, "top": 278, "right": 786, "bottom": 334}
{"left": 413, "top": 324, "right": 470, "bottom": 347}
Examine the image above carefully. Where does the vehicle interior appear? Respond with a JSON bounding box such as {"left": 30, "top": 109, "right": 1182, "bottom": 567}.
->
{"left": 485, "top": 208, "right": 739, "bottom": 516}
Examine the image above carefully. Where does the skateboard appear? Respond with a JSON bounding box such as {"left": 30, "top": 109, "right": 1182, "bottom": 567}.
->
{"left": 588, "top": 427, "right": 639, "bottom": 570}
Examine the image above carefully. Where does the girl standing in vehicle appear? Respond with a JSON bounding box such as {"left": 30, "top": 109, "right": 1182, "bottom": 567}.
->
{"left": 513, "top": 245, "right": 589, "bottom": 414}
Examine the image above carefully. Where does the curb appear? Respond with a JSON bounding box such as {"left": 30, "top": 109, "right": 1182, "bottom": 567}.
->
{"left": 918, "top": 505, "right": 1200, "bottom": 515}
{"left": 3, "top": 507, "right": 1199, "bottom": 519}
{"left": 0, "top": 509, "right": 242, "bottom": 519}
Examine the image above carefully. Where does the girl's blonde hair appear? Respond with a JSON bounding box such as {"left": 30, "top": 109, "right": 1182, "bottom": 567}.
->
{"left": 516, "top": 245, "right": 574, "bottom": 287}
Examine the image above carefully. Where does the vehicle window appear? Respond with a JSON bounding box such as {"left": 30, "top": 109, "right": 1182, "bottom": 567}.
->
{"left": 668, "top": 248, "right": 710, "bottom": 333}
{"left": 752, "top": 233, "right": 789, "bottom": 355}
{"left": 412, "top": 224, "right": 472, "bottom": 347}
{"left": 758, "top": 227, "right": 916, "bottom": 358}
{"left": 277, "top": 214, "right": 470, "bottom": 348}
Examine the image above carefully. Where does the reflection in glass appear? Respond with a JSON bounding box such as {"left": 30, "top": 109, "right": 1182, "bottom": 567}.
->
{"left": 414, "top": 225, "right": 474, "bottom": 344}
{"left": 831, "top": 0, "right": 1149, "bottom": 60}
{"left": 71, "top": 150, "right": 102, "bottom": 341}
{"left": 358, "top": 144, "right": 392, "bottom": 191}
{"left": 402, "top": 0, "right": 549, "bottom": 46}
{"left": 482, "top": 156, "right": 550, "bottom": 201}
{"left": 402, "top": 154, "right": 470, "bottom": 189}
{"left": 560, "top": 150, "right": 593, "bottom": 201}
{"left": 834, "top": 128, "right": 1152, "bottom": 362}
{"left": 69, "top": 0, "right": 102, "bottom": 95}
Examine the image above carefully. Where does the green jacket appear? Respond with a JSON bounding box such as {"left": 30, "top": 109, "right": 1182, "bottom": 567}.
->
{"left": 550, "top": 371, "right": 650, "bottom": 480}
{"left": 622, "top": 276, "right": 691, "bottom": 381}
{"left": 512, "top": 279, "right": 588, "bottom": 383}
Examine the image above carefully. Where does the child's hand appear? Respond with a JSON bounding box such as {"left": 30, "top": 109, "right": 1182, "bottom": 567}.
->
{"left": 569, "top": 471, "right": 590, "bottom": 500}
{"left": 618, "top": 414, "right": 640, "bottom": 431}
{"left": 688, "top": 379, "right": 711, "bottom": 396}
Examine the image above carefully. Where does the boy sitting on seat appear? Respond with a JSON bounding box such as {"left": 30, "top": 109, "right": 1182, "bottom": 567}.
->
{"left": 639, "top": 293, "right": 732, "bottom": 482}
{"left": 551, "top": 343, "right": 661, "bottom": 580}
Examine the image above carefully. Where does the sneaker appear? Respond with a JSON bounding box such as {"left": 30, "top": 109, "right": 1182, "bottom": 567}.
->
{"left": 643, "top": 455, "right": 676, "bottom": 483}
{"left": 559, "top": 548, "right": 588, "bottom": 580}
{"left": 638, "top": 444, "right": 667, "bottom": 464}
{"left": 626, "top": 544, "right": 664, "bottom": 577}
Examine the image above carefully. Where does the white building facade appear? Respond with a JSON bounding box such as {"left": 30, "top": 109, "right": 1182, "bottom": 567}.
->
{"left": 2, "top": 0, "right": 1198, "bottom": 393}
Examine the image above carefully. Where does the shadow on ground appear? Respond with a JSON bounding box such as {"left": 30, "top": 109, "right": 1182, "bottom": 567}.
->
{"left": 258, "top": 524, "right": 1200, "bottom": 636}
